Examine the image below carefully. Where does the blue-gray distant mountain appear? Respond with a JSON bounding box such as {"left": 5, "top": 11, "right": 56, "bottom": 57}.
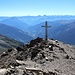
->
{"left": 0, "top": 23, "right": 33, "bottom": 43}
{"left": 53, "top": 21, "right": 75, "bottom": 45}
{"left": 28, "top": 20, "right": 75, "bottom": 45}
{"left": 0, "top": 17, "right": 9, "bottom": 21}
{"left": 28, "top": 20, "right": 73, "bottom": 37}
{"left": 1, "top": 17, "right": 30, "bottom": 31}
{"left": 1, "top": 16, "right": 75, "bottom": 45}
{"left": 18, "top": 15, "right": 75, "bottom": 25}
{"left": 1, "top": 15, "right": 75, "bottom": 26}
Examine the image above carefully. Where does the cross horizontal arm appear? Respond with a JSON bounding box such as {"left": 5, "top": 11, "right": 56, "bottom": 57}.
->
{"left": 42, "top": 26, "right": 51, "bottom": 27}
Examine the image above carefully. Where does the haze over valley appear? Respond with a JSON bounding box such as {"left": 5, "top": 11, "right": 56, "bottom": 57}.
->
{"left": 0, "top": 15, "right": 75, "bottom": 45}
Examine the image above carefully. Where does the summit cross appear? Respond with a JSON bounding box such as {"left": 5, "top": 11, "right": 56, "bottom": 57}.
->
{"left": 42, "top": 21, "right": 51, "bottom": 41}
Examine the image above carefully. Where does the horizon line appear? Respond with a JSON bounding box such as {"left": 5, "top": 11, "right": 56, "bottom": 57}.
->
{"left": 0, "top": 15, "right": 75, "bottom": 17}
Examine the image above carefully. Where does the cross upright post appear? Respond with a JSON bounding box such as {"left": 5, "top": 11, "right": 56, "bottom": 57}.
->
{"left": 42, "top": 21, "right": 51, "bottom": 41}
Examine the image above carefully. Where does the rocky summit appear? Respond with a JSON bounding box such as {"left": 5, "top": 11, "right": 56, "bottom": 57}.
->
{"left": 0, "top": 37, "right": 75, "bottom": 75}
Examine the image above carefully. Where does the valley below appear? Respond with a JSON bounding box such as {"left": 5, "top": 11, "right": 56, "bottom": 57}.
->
{"left": 0, "top": 15, "right": 75, "bottom": 45}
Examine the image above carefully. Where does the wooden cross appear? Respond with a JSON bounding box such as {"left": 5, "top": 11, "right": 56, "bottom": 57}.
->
{"left": 42, "top": 21, "right": 51, "bottom": 40}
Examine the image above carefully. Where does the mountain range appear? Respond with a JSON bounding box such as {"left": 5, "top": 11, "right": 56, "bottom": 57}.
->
{"left": 0, "top": 15, "right": 75, "bottom": 45}
{"left": 0, "top": 23, "right": 33, "bottom": 43}
{"left": 1, "top": 17, "right": 29, "bottom": 31}
{"left": 54, "top": 21, "right": 75, "bottom": 44}
{"left": 28, "top": 20, "right": 75, "bottom": 45}
{"left": 1, "top": 15, "right": 75, "bottom": 25}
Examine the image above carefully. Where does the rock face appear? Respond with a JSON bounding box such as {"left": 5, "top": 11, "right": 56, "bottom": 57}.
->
{"left": 0, "top": 37, "right": 75, "bottom": 75}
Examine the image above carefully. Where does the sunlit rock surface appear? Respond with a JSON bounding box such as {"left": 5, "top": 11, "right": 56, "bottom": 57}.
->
{"left": 0, "top": 37, "right": 75, "bottom": 75}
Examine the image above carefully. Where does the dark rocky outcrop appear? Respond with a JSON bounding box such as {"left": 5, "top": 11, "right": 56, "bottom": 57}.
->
{"left": 0, "top": 38, "right": 75, "bottom": 75}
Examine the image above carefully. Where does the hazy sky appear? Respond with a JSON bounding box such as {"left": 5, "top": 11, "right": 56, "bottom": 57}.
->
{"left": 0, "top": 0, "right": 75, "bottom": 16}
